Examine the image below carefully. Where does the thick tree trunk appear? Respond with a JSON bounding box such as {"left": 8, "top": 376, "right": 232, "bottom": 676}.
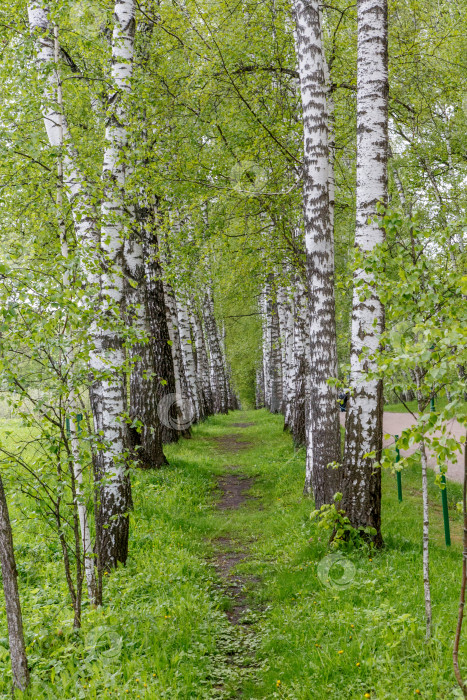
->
{"left": 126, "top": 211, "right": 167, "bottom": 467}
{"left": 91, "top": 0, "right": 138, "bottom": 569}
{"left": 293, "top": 0, "right": 341, "bottom": 506}
{"left": 142, "top": 218, "right": 180, "bottom": 444}
{"left": 0, "top": 477, "right": 29, "bottom": 692}
{"left": 341, "top": 0, "right": 388, "bottom": 546}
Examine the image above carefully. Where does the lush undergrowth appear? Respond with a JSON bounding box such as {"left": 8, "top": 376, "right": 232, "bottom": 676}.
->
{"left": 0, "top": 410, "right": 465, "bottom": 699}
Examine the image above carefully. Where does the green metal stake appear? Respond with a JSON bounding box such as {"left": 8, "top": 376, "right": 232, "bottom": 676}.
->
{"left": 431, "top": 396, "right": 451, "bottom": 546}
{"left": 395, "top": 434, "right": 402, "bottom": 502}
{"left": 65, "top": 414, "right": 83, "bottom": 437}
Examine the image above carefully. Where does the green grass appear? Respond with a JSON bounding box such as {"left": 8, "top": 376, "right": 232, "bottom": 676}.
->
{"left": 384, "top": 397, "right": 449, "bottom": 413}
{"left": 0, "top": 410, "right": 465, "bottom": 699}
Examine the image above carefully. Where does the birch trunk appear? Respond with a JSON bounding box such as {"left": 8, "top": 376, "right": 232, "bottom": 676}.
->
{"left": 28, "top": 1, "right": 136, "bottom": 569}
{"left": 204, "top": 283, "right": 229, "bottom": 414}
{"left": 163, "top": 279, "right": 193, "bottom": 432}
{"left": 125, "top": 222, "right": 167, "bottom": 467}
{"left": 413, "top": 368, "right": 432, "bottom": 639}
{"left": 0, "top": 477, "right": 29, "bottom": 692}
{"left": 269, "top": 289, "right": 283, "bottom": 414}
{"left": 293, "top": 0, "right": 341, "bottom": 505}
{"left": 420, "top": 434, "right": 432, "bottom": 640}
{"left": 293, "top": 273, "right": 309, "bottom": 449}
{"left": 141, "top": 214, "right": 179, "bottom": 445}
{"left": 91, "top": 0, "right": 138, "bottom": 569}
{"left": 69, "top": 415, "right": 97, "bottom": 603}
{"left": 261, "top": 284, "right": 272, "bottom": 410}
{"left": 191, "top": 302, "right": 214, "bottom": 416}
{"left": 177, "top": 294, "right": 202, "bottom": 422}
{"left": 278, "top": 283, "right": 295, "bottom": 429}
{"left": 341, "top": 0, "right": 388, "bottom": 545}
{"left": 256, "top": 366, "right": 265, "bottom": 409}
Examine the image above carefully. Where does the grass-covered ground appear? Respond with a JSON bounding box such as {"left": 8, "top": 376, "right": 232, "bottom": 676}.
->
{"left": 384, "top": 397, "right": 448, "bottom": 413}
{"left": 0, "top": 409, "right": 466, "bottom": 699}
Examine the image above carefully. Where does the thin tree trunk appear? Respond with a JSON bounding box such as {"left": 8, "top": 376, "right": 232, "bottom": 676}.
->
{"left": 278, "top": 281, "right": 295, "bottom": 430}
{"left": 191, "top": 302, "right": 214, "bottom": 416}
{"left": 341, "top": 0, "right": 388, "bottom": 545}
{"left": 0, "top": 476, "right": 29, "bottom": 693}
{"left": 453, "top": 430, "right": 467, "bottom": 696}
{"left": 292, "top": 272, "right": 308, "bottom": 448}
{"left": 268, "top": 287, "right": 283, "bottom": 414}
{"left": 177, "top": 294, "right": 202, "bottom": 422}
{"left": 69, "top": 416, "right": 97, "bottom": 603}
{"left": 293, "top": 0, "right": 341, "bottom": 505}
{"left": 261, "top": 284, "right": 272, "bottom": 410}
{"left": 256, "top": 366, "right": 265, "bottom": 409}
{"left": 163, "top": 279, "right": 193, "bottom": 432}
{"left": 204, "top": 283, "right": 229, "bottom": 414}
{"left": 53, "top": 25, "right": 97, "bottom": 604}
{"left": 420, "top": 434, "right": 432, "bottom": 639}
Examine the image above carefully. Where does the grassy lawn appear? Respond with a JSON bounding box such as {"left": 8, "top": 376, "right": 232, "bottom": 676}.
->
{"left": 384, "top": 398, "right": 449, "bottom": 414}
{"left": 0, "top": 410, "right": 465, "bottom": 699}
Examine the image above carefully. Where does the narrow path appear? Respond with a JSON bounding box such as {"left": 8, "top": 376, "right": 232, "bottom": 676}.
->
{"left": 207, "top": 423, "right": 263, "bottom": 698}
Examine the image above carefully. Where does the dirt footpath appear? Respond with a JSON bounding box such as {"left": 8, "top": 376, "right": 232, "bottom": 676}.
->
{"left": 340, "top": 412, "right": 465, "bottom": 483}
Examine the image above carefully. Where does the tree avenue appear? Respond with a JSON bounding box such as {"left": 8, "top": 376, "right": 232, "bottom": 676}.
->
{"left": 0, "top": 0, "right": 465, "bottom": 696}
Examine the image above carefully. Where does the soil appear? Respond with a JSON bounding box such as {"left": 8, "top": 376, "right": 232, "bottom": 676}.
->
{"left": 212, "top": 434, "right": 253, "bottom": 453}
{"left": 216, "top": 474, "right": 256, "bottom": 510}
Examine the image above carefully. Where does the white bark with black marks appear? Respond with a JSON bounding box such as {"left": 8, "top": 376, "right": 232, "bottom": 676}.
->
{"left": 278, "top": 282, "right": 295, "bottom": 429}
{"left": 341, "top": 0, "right": 388, "bottom": 545}
{"left": 203, "top": 283, "right": 229, "bottom": 414}
{"left": 293, "top": 0, "right": 341, "bottom": 505}
{"left": 191, "top": 301, "right": 214, "bottom": 416}
{"left": 177, "top": 294, "right": 202, "bottom": 422}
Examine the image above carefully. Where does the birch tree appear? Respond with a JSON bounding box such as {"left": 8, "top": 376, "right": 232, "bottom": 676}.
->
{"left": 293, "top": 0, "right": 341, "bottom": 505}
{"left": 341, "top": 0, "right": 388, "bottom": 546}
{"left": 27, "top": 0, "right": 138, "bottom": 568}
{"left": 204, "top": 282, "right": 229, "bottom": 414}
